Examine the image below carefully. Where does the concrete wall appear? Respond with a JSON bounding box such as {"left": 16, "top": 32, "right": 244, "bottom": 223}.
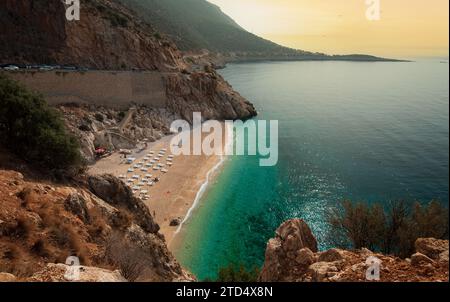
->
{"left": 7, "top": 70, "right": 168, "bottom": 109}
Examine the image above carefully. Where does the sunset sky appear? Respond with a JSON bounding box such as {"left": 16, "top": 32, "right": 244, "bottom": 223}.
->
{"left": 208, "top": 0, "right": 449, "bottom": 59}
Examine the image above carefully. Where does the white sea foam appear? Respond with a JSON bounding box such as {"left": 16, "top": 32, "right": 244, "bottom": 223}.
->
{"left": 175, "top": 122, "right": 234, "bottom": 234}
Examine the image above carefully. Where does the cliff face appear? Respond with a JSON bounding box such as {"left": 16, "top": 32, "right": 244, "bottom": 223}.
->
{"left": 0, "top": 0, "right": 183, "bottom": 71}
{"left": 260, "top": 219, "right": 449, "bottom": 282}
{"left": 0, "top": 0, "right": 256, "bottom": 121}
{"left": 0, "top": 169, "right": 194, "bottom": 282}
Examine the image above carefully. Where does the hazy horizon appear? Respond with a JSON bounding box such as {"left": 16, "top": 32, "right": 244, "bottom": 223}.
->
{"left": 208, "top": 0, "right": 449, "bottom": 59}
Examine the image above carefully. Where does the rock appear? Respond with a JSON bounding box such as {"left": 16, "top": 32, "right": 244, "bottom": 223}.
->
{"left": 360, "top": 248, "right": 374, "bottom": 258}
{"left": 64, "top": 193, "right": 90, "bottom": 223}
{"left": 259, "top": 219, "right": 318, "bottom": 281}
{"left": 88, "top": 174, "right": 159, "bottom": 234}
{"left": 318, "top": 249, "right": 345, "bottom": 263}
{"left": 296, "top": 248, "right": 316, "bottom": 268}
{"left": 169, "top": 218, "right": 181, "bottom": 227}
{"left": 276, "top": 219, "right": 318, "bottom": 253}
{"left": 0, "top": 272, "right": 17, "bottom": 282}
{"left": 308, "top": 262, "right": 339, "bottom": 282}
{"left": 411, "top": 253, "right": 435, "bottom": 267}
{"left": 28, "top": 263, "right": 126, "bottom": 282}
{"left": 438, "top": 250, "right": 449, "bottom": 265}
{"left": 123, "top": 224, "right": 196, "bottom": 282}
{"left": 415, "top": 238, "right": 449, "bottom": 260}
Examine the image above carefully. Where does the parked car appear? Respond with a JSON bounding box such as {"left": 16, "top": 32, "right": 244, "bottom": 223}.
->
{"left": 39, "top": 65, "right": 54, "bottom": 71}
{"left": 2, "top": 65, "right": 19, "bottom": 71}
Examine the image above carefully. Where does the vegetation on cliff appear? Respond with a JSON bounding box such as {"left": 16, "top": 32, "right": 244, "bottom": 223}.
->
{"left": 0, "top": 74, "right": 83, "bottom": 177}
{"left": 327, "top": 200, "right": 449, "bottom": 258}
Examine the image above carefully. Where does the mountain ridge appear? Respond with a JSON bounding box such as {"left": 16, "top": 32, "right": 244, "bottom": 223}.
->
{"left": 115, "top": 0, "right": 401, "bottom": 62}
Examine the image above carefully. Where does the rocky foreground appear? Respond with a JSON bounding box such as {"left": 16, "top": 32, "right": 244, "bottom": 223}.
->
{"left": 259, "top": 219, "right": 449, "bottom": 282}
{"left": 0, "top": 170, "right": 194, "bottom": 282}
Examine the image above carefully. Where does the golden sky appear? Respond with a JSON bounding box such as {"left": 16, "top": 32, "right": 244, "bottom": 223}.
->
{"left": 208, "top": 0, "right": 449, "bottom": 59}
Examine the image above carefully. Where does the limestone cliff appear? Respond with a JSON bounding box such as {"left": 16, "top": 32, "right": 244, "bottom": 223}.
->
{"left": 0, "top": 169, "right": 194, "bottom": 282}
{"left": 0, "top": 0, "right": 256, "bottom": 121}
{"left": 260, "top": 219, "right": 449, "bottom": 282}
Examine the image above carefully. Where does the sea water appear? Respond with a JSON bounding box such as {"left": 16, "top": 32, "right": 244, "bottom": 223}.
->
{"left": 175, "top": 59, "right": 449, "bottom": 280}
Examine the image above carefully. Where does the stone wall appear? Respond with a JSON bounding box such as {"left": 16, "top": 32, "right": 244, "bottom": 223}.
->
{"left": 7, "top": 70, "right": 168, "bottom": 109}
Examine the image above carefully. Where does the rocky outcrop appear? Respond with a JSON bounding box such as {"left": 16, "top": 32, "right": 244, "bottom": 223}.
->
{"left": 88, "top": 174, "right": 159, "bottom": 234}
{"left": 259, "top": 219, "right": 318, "bottom": 282}
{"left": 0, "top": 169, "right": 194, "bottom": 282}
{"left": 28, "top": 263, "right": 126, "bottom": 282}
{"left": 260, "top": 219, "right": 449, "bottom": 282}
{"left": 415, "top": 238, "right": 449, "bottom": 261}
{"left": 164, "top": 72, "right": 256, "bottom": 122}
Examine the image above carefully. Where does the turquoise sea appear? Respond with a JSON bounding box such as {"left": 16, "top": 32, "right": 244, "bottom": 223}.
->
{"left": 175, "top": 59, "right": 449, "bottom": 280}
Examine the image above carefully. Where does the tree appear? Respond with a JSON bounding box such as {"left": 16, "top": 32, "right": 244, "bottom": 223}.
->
{"left": 328, "top": 199, "right": 448, "bottom": 258}
{"left": 0, "top": 74, "right": 83, "bottom": 177}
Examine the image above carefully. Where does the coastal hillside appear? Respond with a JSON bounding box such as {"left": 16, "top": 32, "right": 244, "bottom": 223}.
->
{"left": 0, "top": 0, "right": 256, "bottom": 122}
{"left": 259, "top": 219, "right": 449, "bottom": 282}
{"left": 116, "top": 0, "right": 287, "bottom": 52}
{"left": 0, "top": 168, "right": 194, "bottom": 281}
{"left": 115, "top": 0, "right": 395, "bottom": 62}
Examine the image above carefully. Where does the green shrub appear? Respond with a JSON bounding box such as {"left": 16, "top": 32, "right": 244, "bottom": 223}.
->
{"left": 328, "top": 200, "right": 449, "bottom": 258}
{"left": 212, "top": 263, "right": 260, "bottom": 282}
{"left": 0, "top": 74, "right": 83, "bottom": 177}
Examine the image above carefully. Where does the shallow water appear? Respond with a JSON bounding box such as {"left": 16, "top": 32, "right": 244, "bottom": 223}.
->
{"left": 175, "top": 60, "right": 449, "bottom": 280}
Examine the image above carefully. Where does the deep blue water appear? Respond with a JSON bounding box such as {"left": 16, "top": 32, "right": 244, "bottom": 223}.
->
{"left": 175, "top": 60, "right": 449, "bottom": 280}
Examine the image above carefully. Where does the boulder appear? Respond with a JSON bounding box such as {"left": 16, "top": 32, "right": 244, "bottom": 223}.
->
{"left": 318, "top": 249, "right": 345, "bottom": 263}
{"left": 296, "top": 248, "right": 316, "bottom": 268}
{"left": 438, "top": 250, "right": 449, "bottom": 265}
{"left": 415, "top": 238, "right": 449, "bottom": 260}
{"left": 308, "top": 262, "right": 339, "bottom": 282}
{"left": 259, "top": 219, "right": 318, "bottom": 281}
{"left": 0, "top": 272, "right": 17, "bottom": 282}
{"left": 170, "top": 218, "right": 181, "bottom": 227}
{"left": 411, "top": 253, "right": 435, "bottom": 267}
{"left": 276, "top": 219, "right": 318, "bottom": 253}
{"left": 64, "top": 193, "right": 90, "bottom": 223}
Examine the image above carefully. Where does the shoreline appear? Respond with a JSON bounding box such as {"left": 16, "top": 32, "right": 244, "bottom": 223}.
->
{"left": 89, "top": 122, "right": 231, "bottom": 252}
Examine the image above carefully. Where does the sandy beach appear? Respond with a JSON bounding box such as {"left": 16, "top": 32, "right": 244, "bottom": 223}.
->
{"left": 89, "top": 123, "right": 229, "bottom": 250}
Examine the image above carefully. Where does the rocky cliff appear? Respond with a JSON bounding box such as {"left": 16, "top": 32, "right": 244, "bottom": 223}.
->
{"left": 260, "top": 219, "right": 449, "bottom": 282}
{"left": 0, "top": 0, "right": 256, "bottom": 122}
{"left": 0, "top": 169, "right": 194, "bottom": 281}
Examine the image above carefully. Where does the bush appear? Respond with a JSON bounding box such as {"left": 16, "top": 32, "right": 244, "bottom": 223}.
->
{"left": 0, "top": 74, "right": 83, "bottom": 177}
{"left": 213, "top": 263, "right": 260, "bottom": 282}
{"left": 328, "top": 200, "right": 449, "bottom": 258}
{"left": 94, "top": 113, "right": 104, "bottom": 122}
{"left": 105, "top": 233, "right": 147, "bottom": 282}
